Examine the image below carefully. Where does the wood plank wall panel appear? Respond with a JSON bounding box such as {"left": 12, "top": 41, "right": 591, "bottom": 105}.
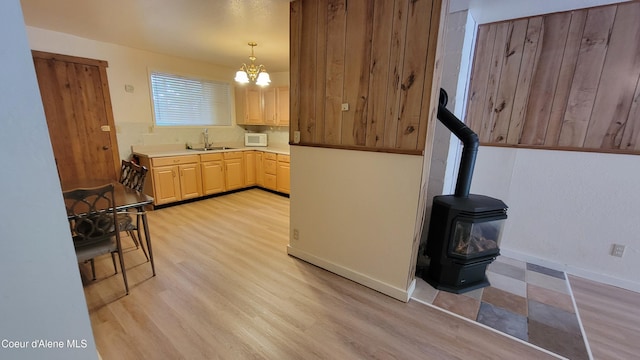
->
{"left": 479, "top": 23, "right": 509, "bottom": 143}
{"left": 466, "top": 25, "right": 496, "bottom": 133}
{"left": 491, "top": 19, "right": 528, "bottom": 143}
{"left": 558, "top": 6, "right": 616, "bottom": 147}
{"left": 395, "top": 0, "right": 433, "bottom": 149}
{"left": 382, "top": 0, "right": 409, "bottom": 149}
{"left": 544, "top": 12, "right": 586, "bottom": 146}
{"left": 466, "top": 1, "right": 640, "bottom": 155}
{"left": 342, "top": 0, "right": 373, "bottom": 146}
{"left": 365, "top": 0, "right": 394, "bottom": 148}
{"left": 507, "top": 17, "right": 542, "bottom": 144}
{"left": 290, "top": 0, "right": 445, "bottom": 155}
{"left": 584, "top": 3, "right": 640, "bottom": 149}
{"left": 323, "top": 0, "right": 346, "bottom": 145}
{"left": 520, "top": 13, "right": 571, "bottom": 145}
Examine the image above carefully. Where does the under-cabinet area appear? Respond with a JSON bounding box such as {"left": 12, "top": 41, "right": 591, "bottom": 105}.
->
{"left": 135, "top": 147, "right": 290, "bottom": 206}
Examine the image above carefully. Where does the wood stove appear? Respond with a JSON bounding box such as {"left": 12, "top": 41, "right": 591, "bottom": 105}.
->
{"left": 421, "top": 89, "right": 508, "bottom": 293}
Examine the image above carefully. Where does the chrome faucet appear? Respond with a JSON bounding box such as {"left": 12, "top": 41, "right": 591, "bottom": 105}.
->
{"left": 203, "top": 128, "right": 210, "bottom": 148}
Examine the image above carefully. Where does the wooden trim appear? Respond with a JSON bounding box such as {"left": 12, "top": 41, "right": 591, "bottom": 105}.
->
{"left": 288, "top": 142, "right": 424, "bottom": 156}
{"left": 97, "top": 65, "right": 121, "bottom": 178}
{"left": 31, "top": 50, "right": 109, "bottom": 68}
{"left": 478, "top": 142, "right": 640, "bottom": 156}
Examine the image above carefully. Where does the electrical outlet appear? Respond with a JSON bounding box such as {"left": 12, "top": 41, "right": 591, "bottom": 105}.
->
{"left": 611, "top": 244, "right": 625, "bottom": 257}
{"left": 294, "top": 131, "right": 301, "bottom": 143}
{"left": 293, "top": 229, "right": 299, "bottom": 240}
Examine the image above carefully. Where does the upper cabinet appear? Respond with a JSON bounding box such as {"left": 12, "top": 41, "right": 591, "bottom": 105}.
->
{"left": 289, "top": 0, "right": 448, "bottom": 155}
{"left": 236, "top": 85, "right": 290, "bottom": 126}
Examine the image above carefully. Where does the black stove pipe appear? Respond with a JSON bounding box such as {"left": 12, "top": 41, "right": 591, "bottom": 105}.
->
{"left": 437, "top": 88, "right": 478, "bottom": 198}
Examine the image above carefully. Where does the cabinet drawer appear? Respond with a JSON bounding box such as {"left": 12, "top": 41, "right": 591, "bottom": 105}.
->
{"left": 264, "top": 159, "right": 277, "bottom": 175}
{"left": 264, "top": 152, "right": 277, "bottom": 161}
{"left": 200, "top": 153, "right": 223, "bottom": 162}
{"left": 223, "top": 151, "right": 244, "bottom": 160}
{"left": 152, "top": 155, "right": 199, "bottom": 167}
{"left": 277, "top": 154, "right": 290, "bottom": 163}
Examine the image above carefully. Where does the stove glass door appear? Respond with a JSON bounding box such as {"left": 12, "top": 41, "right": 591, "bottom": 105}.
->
{"left": 450, "top": 218, "right": 504, "bottom": 259}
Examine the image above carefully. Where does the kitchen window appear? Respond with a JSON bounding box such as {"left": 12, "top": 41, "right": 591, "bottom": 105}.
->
{"left": 150, "top": 71, "right": 232, "bottom": 127}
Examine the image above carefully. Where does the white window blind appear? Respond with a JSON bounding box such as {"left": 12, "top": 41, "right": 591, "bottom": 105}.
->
{"left": 150, "top": 72, "right": 232, "bottom": 126}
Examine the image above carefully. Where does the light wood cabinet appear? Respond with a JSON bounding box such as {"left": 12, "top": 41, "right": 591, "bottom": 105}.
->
{"left": 244, "top": 87, "right": 263, "bottom": 124}
{"left": 244, "top": 151, "right": 256, "bottom": 186}
{"left": 237, "top": 86, "right": 289, "bottom": 126}
{"left": 224, "top": 152, "right": 245, "bottom": 191}
{"left": 276, "top": 87, "right": 290, "bottom": 126}
{"left": 256, "top": 152, "right": 264, "bottom": 187}
{"left": 147, "top": 155, "right": 202, "bottom": 205}
{"left": 263, "top": 152, "right": 277, "bottom": 191}
{"left": 276, "top": 154, "right": 290, "bottom": 194}
{"left": 151, "top": 165, "right": 181, "bottom": 204}
{"left": 200, "top": 153, "right": 225, "bottom": 195}
{"left": 139, "top": 150, "right": 289, "bottom": 205}
{"left": 179, "top": 163, "right": 203, "bottom": 200}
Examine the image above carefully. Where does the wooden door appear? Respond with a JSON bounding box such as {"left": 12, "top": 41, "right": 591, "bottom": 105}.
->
{"left": 276, "top": 86, "right": 290, "bottom": 126}
{"left": 179, "top": 163, "right": 202, "bottom": 200}
{"left": 245, "top": 87, "right": 263, "bottom": 124}
{"left": 263, "top": 87, "right": 277, "bottom": 125}
{"left": 152, "top": 166, "right": 181, "bottom": 204}
{"left": 224, "top": 158, "right": 245, "bottom": 190}
{"left": 244, "top": 151, "right": 256, "bottom": 185}
{"left": 201, "top": 161, "right": 225, "bottom": 195}
{"left": 32, "top": 51, "right": 120, "bottom": 187}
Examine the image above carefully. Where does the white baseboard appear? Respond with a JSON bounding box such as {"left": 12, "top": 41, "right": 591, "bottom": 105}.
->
{"left": 500, "top": 248, "right": 640, "bottom": 293}
{"left": 287, "top": 245, "right": 415, "bottom": 302}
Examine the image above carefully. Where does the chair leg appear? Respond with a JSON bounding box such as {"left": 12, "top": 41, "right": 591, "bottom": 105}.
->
{"left": 111, "top": 252, "right": 118, "bottom": 274}
{"left": 90, "top": 259, "right": 96, "bottom": 280}
{"left": 128, "top": 230, "right": 140, "bottom": 248}
{"left": 131, "top": 229, "right": 149, "bottom": 261}
{"left": 114, "top": 248, "right": 129, "bottom": 295}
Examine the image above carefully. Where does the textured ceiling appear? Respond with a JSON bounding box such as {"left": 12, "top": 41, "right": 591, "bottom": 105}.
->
{"left": 20, "top": 0, "right": 291, "bottom": 72}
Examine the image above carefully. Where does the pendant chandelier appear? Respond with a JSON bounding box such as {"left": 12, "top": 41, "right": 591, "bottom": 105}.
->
{"left": 234, "top": 42, "right": 271, "bottom": 86}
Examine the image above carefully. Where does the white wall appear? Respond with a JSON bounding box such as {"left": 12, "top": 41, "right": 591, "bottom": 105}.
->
{"left": 288, "top": 146, "right": 424, "bottom": 301}
{"left": 0, "top": 1, "right": 96, "bottom": 359}
{"left": 441, "top": 0, "right": 640, "bottom": 292}
{"left": 472, "top": 148, "right": 640, "bottom": 292}
{"left": 26, "top": 26, "right": 290, "bottom": 160}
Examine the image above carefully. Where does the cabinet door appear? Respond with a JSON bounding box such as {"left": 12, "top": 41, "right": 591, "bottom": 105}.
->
{"left": 245, "top": 87, "right": 263, "bottom": 124}
{"left": 244, "top": 151, "right": 256, "bottom": 185}
{"left": 152, "top": 166, "right": 181, "bottom": 205}
{"left": 225, "top": 158, "right": 245, "bottom": 190}
{"left": 277, "top": 155, "right": 290, "bottom": 194}
{"left": 255, "top": 152, "right": 264, "bottom": 187}
{"left": 201, "top": 161, "right": 225, "bottom": 195}
{"left": 179, "top": 163, "right": 202, "bottom": 200}
{"left": 263, "top": 87, "right": 277, "bottom": 125}
{"left": 276, "top": 86, "right": 290, "bottom": 126}
{"left": 264, "top": 174, "right": 277, "bottom": 190}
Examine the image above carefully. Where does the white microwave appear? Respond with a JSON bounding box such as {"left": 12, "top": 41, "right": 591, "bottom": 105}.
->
{"left": 244, "top": 133, "right": 268, "bottom": 147}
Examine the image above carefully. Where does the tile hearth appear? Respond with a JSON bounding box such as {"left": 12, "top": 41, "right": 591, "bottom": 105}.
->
{"left": 412, "top": 257, "right": 589, "bottom": 359}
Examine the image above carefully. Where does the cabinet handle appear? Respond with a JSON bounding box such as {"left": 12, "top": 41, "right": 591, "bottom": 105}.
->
{"left": 172, "top": 170, "right": 176, "bottom": 178}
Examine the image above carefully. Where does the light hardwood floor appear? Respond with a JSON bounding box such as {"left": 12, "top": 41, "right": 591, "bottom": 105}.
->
{"left": 569, "top": 275, "right": 640, "bottom": 359}
{"left": 83, "top": 189, "right": 632, "bottom": 359}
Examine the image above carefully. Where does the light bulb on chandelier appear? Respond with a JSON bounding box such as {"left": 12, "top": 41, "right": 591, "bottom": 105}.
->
{"left": 234, "top": 42, "right": 271, "bottom": 87}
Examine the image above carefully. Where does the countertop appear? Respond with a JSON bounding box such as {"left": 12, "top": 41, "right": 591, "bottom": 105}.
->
{"left": 132, "top": 143, "right": 290, "bottom": 158}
